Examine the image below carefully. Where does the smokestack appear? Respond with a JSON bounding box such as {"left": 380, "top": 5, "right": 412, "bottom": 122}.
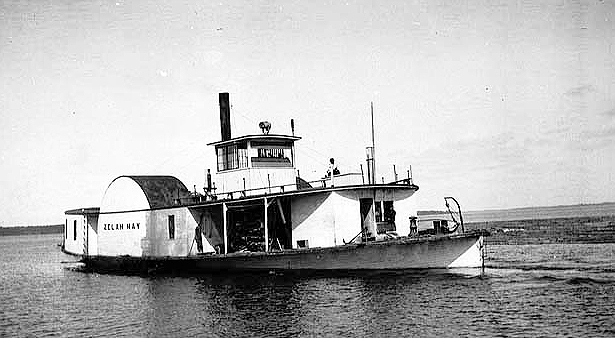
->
{"left": 219, "top": 92, "right": 231, "bottom": 141}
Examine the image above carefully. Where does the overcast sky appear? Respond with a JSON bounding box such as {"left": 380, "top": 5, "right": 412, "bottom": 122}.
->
{"left": 1, "top": 0, "right": 614, "bottom": 226}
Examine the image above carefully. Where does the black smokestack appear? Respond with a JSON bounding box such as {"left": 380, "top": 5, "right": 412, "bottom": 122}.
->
{"left": 219, "top": 92, "right": 231, "bottom": 141}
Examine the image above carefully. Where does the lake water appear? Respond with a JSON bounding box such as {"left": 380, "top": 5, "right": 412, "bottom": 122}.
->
{"left": 1, "top": 234, "right": 614, "bottom": 337}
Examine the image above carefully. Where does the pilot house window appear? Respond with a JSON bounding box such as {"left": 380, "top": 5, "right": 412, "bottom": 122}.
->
{"left": 168, "top": 215, "right": 175, "bottom": 239}
{"left": 251, "top": 141, "right": 293, "bottom": 168}
{"left": 217, "top": 142, "right": 248, "bottom": 171}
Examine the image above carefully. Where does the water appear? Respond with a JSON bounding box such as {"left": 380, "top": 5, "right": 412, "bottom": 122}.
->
{"left": 1, "top": 234, "right": 614, "bottom": 337}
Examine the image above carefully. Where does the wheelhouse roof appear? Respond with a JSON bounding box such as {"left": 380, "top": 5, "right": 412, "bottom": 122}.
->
{"left": 122, "top": 175, "right": 191, "bottom": 209}
{"left": 207, "top": 134, "right": 301, "bottom": 147}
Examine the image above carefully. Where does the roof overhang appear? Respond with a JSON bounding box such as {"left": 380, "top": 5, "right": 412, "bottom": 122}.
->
{"left": 65, "top": 207, "right": 100, "bottom": 215}
{"left": 207, "top": 134, "right": 301, "bottom": 147}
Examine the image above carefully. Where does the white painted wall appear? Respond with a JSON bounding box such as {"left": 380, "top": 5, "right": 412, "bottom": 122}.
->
{"left": 394, "top": 197, "right": 418, "bottom": 235}
{"left": 249, "top": 167, "right": 296, "bottom": 193}
{"left": 86, "top": 214, "right": 99, "bottom": 255}
{"left": 336, "top": 187, "right": 418, "bottom": 236}
{"left": 216, "top": 167, "right": 297, "bottom": 196}
{"left": 332, "top": 192, "right": 362, "bottom": 245}
{"left": 143, "top": 207, "right": 213, "bottom": 256}
{"left": 97, "top": 211, "right": 147, "bottom": 256}
{"left": 291, "top": 188, "right": 418, "bottom": 248}
{"left": 291, "top": 192, "right": 335, "bottom": 248}
{"left": 64, "top": 215, "right": 86, "bottom": 255}
{"left": 291, "top": 192, "right": 363, "bottom": 248}
{"left": 96, "top": 176, "right": 150, "bottom": 256}
{"left": 96, "top": 206, "right": 217, "bottom": 257}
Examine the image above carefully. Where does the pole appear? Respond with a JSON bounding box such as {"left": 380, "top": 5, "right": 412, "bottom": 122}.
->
{"left": 360, "top": 164, "right": 364, "bottom": 184}
{"left": 223, "top": 203, "right": 228, "bottom": 254}
{"left": 366, "top": 156, "right": 371, "bottom": 184}
{"left": 393, "top": 164, "right": 398, "bottom": 182}
{"left": 85, "top": 216, "right": 88, "bottom": 256}
{"left": 264, "top": 197, "right": 269, "bottom": 252}
{"left": 370, "top": 102, "right": 376, "bottom": 184}
{"left": 188, "top": 236, "right": 195, "bottom": 256}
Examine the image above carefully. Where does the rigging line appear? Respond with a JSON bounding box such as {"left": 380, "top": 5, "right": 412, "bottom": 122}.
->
{"left": 232, "top": 107, "right": 256, "bottom": 123}
{"left": 150, "top": 139, "right": 206, "bottom": 171}
{"left": 231, "top": 106, "right": 259, "bottom": 131}
{"left": 299, "top": 143, "right": 329, "bottom": 158}
{"left": 168, "top": 151, "right": 211, "bottom": 172}
{"left": 295, "top": 148, "right": 326, "bottom": 161}
{"left": 233, "top": 105, "right": 332, "bottom": 158}
{"left": 151, "top": 144, "right": 202, "bottom": 170}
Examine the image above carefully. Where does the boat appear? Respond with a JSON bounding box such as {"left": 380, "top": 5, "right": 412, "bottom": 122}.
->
{"left": 62, "top": 93, "right": 488, "bottom": 274}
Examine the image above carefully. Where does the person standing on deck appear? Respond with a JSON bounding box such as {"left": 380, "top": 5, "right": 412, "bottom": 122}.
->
{"left": 387, "top": 205, "right": 396, "bottom": 225}
{"left": 409, "top": 216, "right": 418, "bottom": 236}
{"left": 195, "top": 225, "right": 203, "bottom": 253}
{"left": 327, "top": 158, "right": 339, "bottom": 187}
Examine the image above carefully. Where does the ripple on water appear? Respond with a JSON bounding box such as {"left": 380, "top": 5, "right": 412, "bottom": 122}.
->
{"left": 1, "top": 237, "right": 614, "bottom": 337}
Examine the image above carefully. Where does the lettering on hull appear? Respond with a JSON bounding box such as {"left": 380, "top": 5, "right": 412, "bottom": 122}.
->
{"left": 103, "top": 223, "right": 140, "bottom": 231}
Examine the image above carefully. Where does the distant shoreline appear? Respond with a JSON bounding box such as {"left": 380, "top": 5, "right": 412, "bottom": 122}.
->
{"left": 0, "top": 224, "right": 63, "bottom": 237}
{"left": 420, "top": 201, "right": 615, "bottom": 223}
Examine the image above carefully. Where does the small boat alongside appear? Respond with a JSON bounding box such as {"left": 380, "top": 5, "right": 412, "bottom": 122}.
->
{"left": 62, "top": 93, "right": 488, "bottom": 274}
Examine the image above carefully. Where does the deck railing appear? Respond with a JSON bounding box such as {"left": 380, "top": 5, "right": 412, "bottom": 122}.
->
{"left": 175, "top": 170, "right": 415, "bottom": 205}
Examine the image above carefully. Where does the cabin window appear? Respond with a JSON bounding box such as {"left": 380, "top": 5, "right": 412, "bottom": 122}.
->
{"left": 251, "top": 140, "right": 293, "bottom": 168}
{"left": 297, "top": 240, "right": 309, "bottom": 248}
{"left": 168, "top": 215, "right": 175, "bottom": 239}
{"left": 73, "top": 220, "right": 77, "bottom": 241}
{"left": 216, "top": 142, "right": 248, "bottom": 171}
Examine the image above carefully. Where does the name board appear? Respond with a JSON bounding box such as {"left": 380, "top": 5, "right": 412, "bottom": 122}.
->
{"left": 103, "top": 223, "right": 140, "bottom": 231}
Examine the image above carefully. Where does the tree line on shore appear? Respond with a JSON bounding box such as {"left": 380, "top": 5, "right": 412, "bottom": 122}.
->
{"left": 0, "top": 224, "right": 63, "bottom": 236}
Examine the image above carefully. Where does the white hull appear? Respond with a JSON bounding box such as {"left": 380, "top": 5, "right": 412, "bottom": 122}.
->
{"left": 79, "top": 232, "right": 486, "bottom": 274}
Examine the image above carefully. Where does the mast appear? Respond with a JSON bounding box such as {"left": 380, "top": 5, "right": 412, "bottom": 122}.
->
{"left": 370, "top": 102, "right": 376, "bottom": 183}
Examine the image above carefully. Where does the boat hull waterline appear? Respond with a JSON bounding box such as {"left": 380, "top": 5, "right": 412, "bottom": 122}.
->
{"left": 77, "top": 231, "right": 487, "bottom": 274}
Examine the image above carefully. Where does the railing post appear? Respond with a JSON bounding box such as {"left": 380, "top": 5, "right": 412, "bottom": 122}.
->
{"left": 223, "top": 203, "right": 228, "bottom": 254}
{"left": 360, "top": 164, "right": 365, "bottom": 184}
{"left": 264, "top": 197, "right": 269, "bottom": 252}
{"left": 393, "top": 164, "right": 398, "bottom": 182}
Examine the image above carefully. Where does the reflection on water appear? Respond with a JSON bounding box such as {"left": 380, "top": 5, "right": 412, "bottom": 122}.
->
{"left": 1, "top": 234, "right": 614, "bottom": 337}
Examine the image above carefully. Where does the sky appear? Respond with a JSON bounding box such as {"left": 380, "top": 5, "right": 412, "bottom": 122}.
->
{"left": 1, "top": 0, "right": 614, "bottom": 226}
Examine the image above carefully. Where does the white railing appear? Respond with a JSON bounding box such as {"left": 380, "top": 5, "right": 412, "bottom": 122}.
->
{"left": 176, "top": 168, "right": 416, "bottom": 205}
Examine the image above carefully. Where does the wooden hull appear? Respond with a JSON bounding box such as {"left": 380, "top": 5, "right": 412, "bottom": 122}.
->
{"left": 78, "top": 231, "right": 488, "bottom": 274}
